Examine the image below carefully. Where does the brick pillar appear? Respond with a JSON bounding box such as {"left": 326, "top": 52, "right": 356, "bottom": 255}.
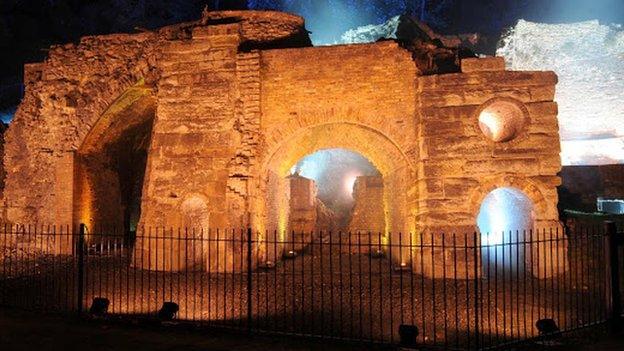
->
{"left": 133, "top": 24, "right": 245, "bottom": 271}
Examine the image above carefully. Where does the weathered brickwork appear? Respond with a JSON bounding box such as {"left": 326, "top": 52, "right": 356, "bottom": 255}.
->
{"left": 1, "top": 11, "right": 563, "bottom": 277}
{"left": 349, "top": 176, "right": 385, "bottom": 233}
{"left": 347, "top": 176, "right": 385, "bottom": 253}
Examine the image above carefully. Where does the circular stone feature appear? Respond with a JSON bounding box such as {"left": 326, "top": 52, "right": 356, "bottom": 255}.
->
{"left": 478, "top": 99, "right": 528, "bottom": 142}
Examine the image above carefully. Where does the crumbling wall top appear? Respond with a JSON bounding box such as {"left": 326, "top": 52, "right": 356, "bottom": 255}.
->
{"left": 200, "top": 10, "right": 311, "bottom": 49}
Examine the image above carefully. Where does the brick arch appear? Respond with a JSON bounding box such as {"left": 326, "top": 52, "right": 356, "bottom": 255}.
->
{"left": 70, "top": 76, "right": 154, "bottom": 152}
{"left": 467, "top": 175, "right": 552, "bottom": 225}
{"left": 3, "top": 34, "right": 157, "bottom": 225}
{"left": 73, "top": 89, "right": 156, "bottom": 230}
{"left": 77, "top": 87, "right": 155, "bottom": 155}
{"left": 261, "top": 122, "right": 415, "bottom": 178}
{"left": 254, "top": 121, "right": 417, "bottom": 238}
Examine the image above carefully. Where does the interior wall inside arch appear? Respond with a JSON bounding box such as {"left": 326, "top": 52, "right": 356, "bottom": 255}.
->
{"left": 290, "top": 148, "right": 381, "bottom": 229}
{"left": 73, "top": 94, "right": 155, "bottom": 238}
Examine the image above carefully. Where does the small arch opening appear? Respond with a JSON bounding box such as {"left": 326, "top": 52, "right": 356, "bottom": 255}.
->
{"left": 477, "top": 187, "right": 535, "bottom": 274}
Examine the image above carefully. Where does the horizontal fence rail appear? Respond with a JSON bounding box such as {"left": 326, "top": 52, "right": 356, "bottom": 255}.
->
{"left": 1, "top": 223, "right": 623, "bottom": 350}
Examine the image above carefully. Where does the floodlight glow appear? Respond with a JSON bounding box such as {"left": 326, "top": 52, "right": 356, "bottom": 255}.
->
{"left": 477, "top": 187, "right": 534, "bottom": 274}
{"left": 478, "top": 111, "right": 501, "bottom": 141}
{"left": 498, "top": 19, "right": 624, "bottom": 165}
{"left": 290, "top": 149, "right": 380, "bottom": 215}
{"left": 477, "top": 187, "right": 534, "bottom": 237}
{"left": 343, "top": 173, "right": 360, "bottom": 197}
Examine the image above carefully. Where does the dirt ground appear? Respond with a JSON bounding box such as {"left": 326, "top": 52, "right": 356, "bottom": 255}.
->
{"left": 1, "top": 308, "right": 623, "bottom": 351}
{"left": 0, "top": 308, "right": 387, "bottom": 351}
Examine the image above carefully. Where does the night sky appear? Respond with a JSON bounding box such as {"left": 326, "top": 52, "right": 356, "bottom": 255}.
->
{"left": 1, "top": 0, "right": 623, "bottom": 112}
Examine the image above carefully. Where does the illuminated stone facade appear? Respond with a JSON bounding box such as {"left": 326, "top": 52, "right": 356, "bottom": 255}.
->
{"left": 347, "top": 176, "right": 385, "bottom": 253}
{"left": 1, "top": 10, "right": 563, "bottom": 276}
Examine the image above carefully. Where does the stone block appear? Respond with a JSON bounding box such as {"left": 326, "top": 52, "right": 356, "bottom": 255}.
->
{"left": 461, "top": 57, "right": 506, "bottom": 73}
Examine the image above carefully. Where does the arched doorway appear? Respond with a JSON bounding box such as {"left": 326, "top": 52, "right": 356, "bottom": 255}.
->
{"left": 289, "top": 148, "right": 382, "bottom": 231}
{"left": 255, "top": 122, "right": 416, "bottom": 266}
{"left": 477, "top": 187, "right": 534, "bottom": 275}
{"left": 73, "top": 87, "right": 155, "bottom": 242}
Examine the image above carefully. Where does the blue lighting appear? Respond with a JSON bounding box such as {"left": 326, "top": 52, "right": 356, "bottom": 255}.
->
{"left": 0, "top": 106, "right": 16, "bottom": 124}
{"left": 477, "top": 187, "right": 534, "bottom": 274}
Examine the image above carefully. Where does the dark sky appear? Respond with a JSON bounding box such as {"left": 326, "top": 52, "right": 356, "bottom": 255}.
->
{"left": 1, "top": 0, "right": 623, "bottom": 111}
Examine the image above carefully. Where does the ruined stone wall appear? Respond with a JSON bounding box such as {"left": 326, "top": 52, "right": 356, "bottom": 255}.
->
{"left": 348, "top": 176, "right": 385, "bottom": 234}
{"left": 347, "top": 176, "right": 385, "bottom": 254}
{"left": 203, "top": 10, "right": 311, "bottom": 49}
{"left": 2, "top": 11, "right": 566, "bottom": 277}
{"left": 417, "top": 58, "right": 561, "bottom": 233}
{"left": 256, "top": 41, "right": 419, "bottom": 236}
{"left": 288, "top": 174, "right": 317, "bottom": 234}
{"left": 0, "top": 122, "right": 7, "bottom": 200}
{"left": 138, "top": 24, "right": 241, "bottom": 230}
{"left": 3, "top": 32, "right": 158, "bottom": 227}
{"left": 3, "top": 10, "right": 310, "bottom": 231}
{"left": 415, "top": 57, "right": 564, "bottom": 278}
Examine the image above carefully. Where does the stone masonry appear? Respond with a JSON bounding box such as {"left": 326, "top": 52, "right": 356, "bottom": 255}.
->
{"left": 1, "top": 10, "right": 564, "bottom": 277}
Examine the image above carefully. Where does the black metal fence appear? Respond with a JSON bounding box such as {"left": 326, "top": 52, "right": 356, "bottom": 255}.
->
{"left": 1, "top": 223, "right": 623, "bottom": 350}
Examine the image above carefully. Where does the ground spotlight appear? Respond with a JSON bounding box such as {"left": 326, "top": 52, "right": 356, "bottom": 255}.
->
{"left": 536, "top": 318, "right": 560, "bottom": 336}
{"left": 262, "top": 260, "right": 276, "bottom": 269}
{"left": 89, "top": 297, "right": 109, "bottom": 316}
{"left": 399, "top": 324, "right": 418, "bottom": 348}
{"left": 370, "top": 248, "right": 385, "bottom": 258}
{"left": 158, "top": 302, "right": 179, "bottom": 321}
{"left": 282, "top": 250, "right": 298, "bottom": 259}
{"left": 393, "top": 261, "right": 411, "bottom": 272}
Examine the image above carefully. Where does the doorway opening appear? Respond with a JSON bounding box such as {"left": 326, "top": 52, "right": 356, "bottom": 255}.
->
{"left": 477, "top": 187, "right": 535, "bottom": 275}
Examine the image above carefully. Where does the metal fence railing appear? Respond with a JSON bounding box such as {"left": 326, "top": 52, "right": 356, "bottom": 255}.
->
{"left": 1, "top": 223, "right": 622, "bottom": 350}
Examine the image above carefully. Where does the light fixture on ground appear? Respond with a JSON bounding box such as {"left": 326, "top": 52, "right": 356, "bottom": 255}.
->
{"left": 370, "top": 247, "right": 385, "bottom": 258}
{"left": 88, "top": 297, "right": 110, "bottom": 316}
{"left": 158, "top": 302, "right": 179, "bottom": 321}
{"left": 398, "top": 324, "right": 419, "bottom": 348}
{"left": 261, "top": 260, "right": 276, "bottom": 269}
{"left": 535, "top": 318, "right": 561, "bottom": 345}
{"left": 393, "top": 261, "right": 411, "bottom": 272}
{"left": 282, "top": 250, "right": 297, "bottom": 259}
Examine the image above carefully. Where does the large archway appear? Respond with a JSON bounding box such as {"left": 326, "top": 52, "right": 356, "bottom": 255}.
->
{"left": 253, "top": 122, "right": 416, "bottom": 265}
{"left": 73, "top": 85, "right": 155, "bottom": 241}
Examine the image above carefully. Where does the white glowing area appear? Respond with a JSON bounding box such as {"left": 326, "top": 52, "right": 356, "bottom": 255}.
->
{"left": 478, "top": 100, "right": 526, "bottom": 142}
{"left": 498, "top": 19, "right": 624, "bottom": 165}
{"left": 343, "top": 173, "right": 360, "bottom": 197}
{"left": 289, "top": 148, "right": 380, "bottom": 214}
{"left": 477, "top": 187, "right": 534, "bottom": 242}
{"left": 477, "top": 187, "right": 534, "bottom": 273}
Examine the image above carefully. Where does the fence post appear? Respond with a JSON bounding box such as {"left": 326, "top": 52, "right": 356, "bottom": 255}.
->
{"left": 246, "top": 227, "right": 253, "bottom": 334}
{"left": 77, "top": 223, "right": 86, "bottom": 315}
{"left": 604, "top": 221, "right": 622, "bottom": 333}
{"left": 473, "top": 232, "right": 480, "bottom": 349}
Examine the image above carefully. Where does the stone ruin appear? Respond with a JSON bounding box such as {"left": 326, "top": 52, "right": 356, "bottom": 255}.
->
{"left": 0, "top": 10, "right": 566, "bottom": 277}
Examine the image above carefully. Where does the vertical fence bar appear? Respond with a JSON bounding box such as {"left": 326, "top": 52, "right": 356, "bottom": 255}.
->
{"left": 604, "top": 221, "right": 622, "bottom": 333}
{"left": 473, "top": 232, "right": 480, "bottom": 350}
{"left": 247, "top": 227, "right": 253, "bottom": 334}
{"left": 76, "top": 223, "right": 85, "bottom": 314}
